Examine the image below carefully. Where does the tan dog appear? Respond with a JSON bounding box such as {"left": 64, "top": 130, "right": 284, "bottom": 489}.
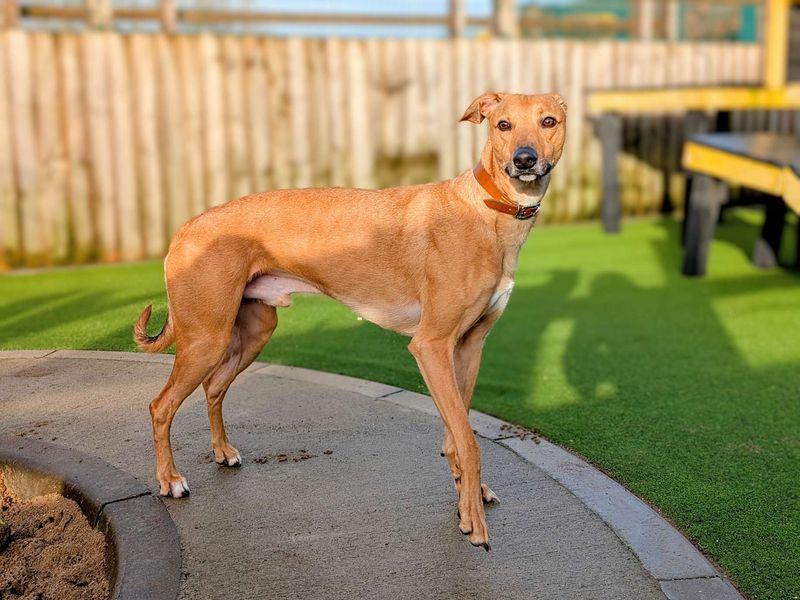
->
{"left": 135, "top": 92, "right": 566, "bottom": 550}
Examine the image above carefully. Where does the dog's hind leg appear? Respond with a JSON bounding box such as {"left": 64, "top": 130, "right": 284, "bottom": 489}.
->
{"left": 203, "top": 302, "right": 278, "bottom": 467}
{"left": 150, "top": 335, "right": 232, "bottom": 498}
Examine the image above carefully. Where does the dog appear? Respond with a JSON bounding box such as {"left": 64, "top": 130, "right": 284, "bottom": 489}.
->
{"left": 135, "top": 92, "right": 567, "bottom": 550}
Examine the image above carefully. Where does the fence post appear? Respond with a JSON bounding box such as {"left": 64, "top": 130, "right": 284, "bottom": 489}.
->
{"left": 449, "top": 0, "right": 465, "bottom": 38}
{"left": 666, "top": 0, "right": 680, "bottom": 41}
{"left": 493, "top": 0, "right": 517, "bottom": 38}
{"left": 3, "top": 0, "right": 19, "bottom": 29}
{"left": 85, "top": 0, "right": 113, "bottom": 29}
{"left": 159, "top": 0, "right": 177, "bottom": 34}
{"left": 634, "top": 0, "right": 655, "bottom": 40}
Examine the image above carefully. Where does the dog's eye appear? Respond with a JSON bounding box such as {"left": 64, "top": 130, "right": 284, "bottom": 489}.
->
{"left": 541, "top": 116, "right": 557, "bottom": 128}
{"left": 497, "top": 120, "right": 511, "bottom": 131}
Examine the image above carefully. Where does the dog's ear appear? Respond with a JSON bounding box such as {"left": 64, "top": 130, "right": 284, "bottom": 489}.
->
{"left": 460, "top": 92, "right": 504, "bottom": 124}
{"left": 552, "top": 93, "right": 568, "bottom": 114}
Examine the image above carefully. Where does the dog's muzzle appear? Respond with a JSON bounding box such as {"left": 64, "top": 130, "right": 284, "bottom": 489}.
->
{"left": 507, "top": 147, "right": 553, "bottom": 181}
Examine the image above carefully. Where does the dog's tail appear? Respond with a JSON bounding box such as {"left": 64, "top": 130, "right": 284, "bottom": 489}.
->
{"left": 134, "top": 304, "right": 175, "bottom": 353}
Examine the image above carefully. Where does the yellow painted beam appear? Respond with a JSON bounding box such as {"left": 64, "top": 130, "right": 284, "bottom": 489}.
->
{"left": 588, "top": 85, "right": 800, "bottom": 114}
{"left": 764, "top": 0, "right": 791, "bottom": 88}
{"left": 682, "top": 142, "right": 800, "bottom": 215}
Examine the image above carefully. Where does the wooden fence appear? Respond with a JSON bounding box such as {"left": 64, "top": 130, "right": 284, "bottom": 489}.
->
{"left": 0, "top": 32, "right": 767, "bottom": 268}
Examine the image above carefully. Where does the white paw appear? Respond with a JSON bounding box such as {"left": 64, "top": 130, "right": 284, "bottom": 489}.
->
{"left": 216, "top": 449, "right": 242, "bottom": 467}
{"left": 163, "top": 477, "right": 190, "bottom": 498}
{"left": 482, "top": 484, "right": 500, "bottom": 504}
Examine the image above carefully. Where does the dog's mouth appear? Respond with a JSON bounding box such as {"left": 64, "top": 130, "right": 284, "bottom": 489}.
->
{"left": 505, "top": 164, "right": 552, "bottom": 182}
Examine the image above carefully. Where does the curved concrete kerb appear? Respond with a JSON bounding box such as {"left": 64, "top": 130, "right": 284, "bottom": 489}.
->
{"left": 0, "top": 434, "right": 180, "bottom": 600}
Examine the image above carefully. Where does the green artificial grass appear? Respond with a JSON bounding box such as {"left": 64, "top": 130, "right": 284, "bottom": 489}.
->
{"left": 1, "top": 210, "right": 799, "bottom": 600}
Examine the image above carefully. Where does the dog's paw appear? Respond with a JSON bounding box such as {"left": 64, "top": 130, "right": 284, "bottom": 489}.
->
{"left": 213, "top": 445, "right": 242, "bottom": 468}
{"left": 481, "top": 483, "right": 500, "bottom": 505}
{"left": 159, "top": 477, "right": 190, "bottom": 498}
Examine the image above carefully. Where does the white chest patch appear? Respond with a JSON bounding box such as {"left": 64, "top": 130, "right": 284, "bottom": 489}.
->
{"left": 487, "top": 279, "right": 514, "bottom": 315}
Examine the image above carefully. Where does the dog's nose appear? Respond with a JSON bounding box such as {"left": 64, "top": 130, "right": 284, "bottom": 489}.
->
{"left": 513, "top": 147, "right": 538, "bottom": 171}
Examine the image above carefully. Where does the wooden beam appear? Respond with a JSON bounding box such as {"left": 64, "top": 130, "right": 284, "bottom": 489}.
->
{"left": 450, "top": 0, "right": 466, "bottom": 38}
{"left": 682, "top": 141, "right": 787, "bottom": 198}
{"left": 588, "top": 85, "right": 800, "bottom": 114}
{"left": 764, "top": 0, "right": 790, "bottom": 88}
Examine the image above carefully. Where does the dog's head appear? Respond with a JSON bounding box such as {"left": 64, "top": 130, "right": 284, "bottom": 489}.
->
{"left": 461, "top": 92, "right": 567, "bottom": 193}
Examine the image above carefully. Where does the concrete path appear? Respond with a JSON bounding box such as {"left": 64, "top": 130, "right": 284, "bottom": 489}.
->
{"left": 0, "top": 351, "right": 740, "bottom": 600}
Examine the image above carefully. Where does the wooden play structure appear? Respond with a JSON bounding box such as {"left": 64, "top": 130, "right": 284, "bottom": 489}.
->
{"left": 589, "top": 0, "right": 800, "bottom": 275}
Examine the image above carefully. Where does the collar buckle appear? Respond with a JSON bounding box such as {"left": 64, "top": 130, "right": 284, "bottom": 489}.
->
{"left": 514, "top": 203, "right": 540, "bottom": 220}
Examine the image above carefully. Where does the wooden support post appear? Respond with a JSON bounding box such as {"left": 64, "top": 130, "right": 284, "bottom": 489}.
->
{"left": 159, "top": 0, "right": 176, "bottom": 34}
{"left": 450, "top": 0, "right": 465, "bottom": 38}
{"left": 493, "top": 0, "right": 518, "bottom": 38}
{"left": 666, "top": 0, "right": 680, "bottom": 41}
{"left": 763, "top": 0, "right": 790, "bottom": 88}
{"left": 85, "top": 0, "right": 113, "bottom": 29}
{"left": 3, "top": 0, "right": 19, "bottom": 29}
{"left": 682, "top": 174, "right": 727, "bottom": 276}
{"left": 596, "top": 113, "right": 623, "bottom": 233}
{"left": 752, "top": 198, "right": 787, "bottom": 268}
{"left": 635, "top": 0, "right": 655, "bottom": 40}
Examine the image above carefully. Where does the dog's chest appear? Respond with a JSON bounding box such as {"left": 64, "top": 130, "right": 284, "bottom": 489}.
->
{"left": 486, "top": 276, "right": 515, "bottom": 316}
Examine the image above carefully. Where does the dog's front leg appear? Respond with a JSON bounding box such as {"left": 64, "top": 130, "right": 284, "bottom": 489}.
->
{"left": 444, "top": 313, "right": 503, "bottom": 505}
{"left": 408, "top": 335, "right": 490, "bottom": 550}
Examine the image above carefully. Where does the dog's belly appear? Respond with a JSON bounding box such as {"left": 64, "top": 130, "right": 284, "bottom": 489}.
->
{"left": 243, "top": 272, "right": 421, "bottom": 335}
{"left": 341, "top": 299, "right": 422, "bottom": 336}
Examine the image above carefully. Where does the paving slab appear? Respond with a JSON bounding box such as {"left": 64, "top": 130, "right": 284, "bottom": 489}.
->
{"left": 0, "top": 351, "right": 734, "bottom": 600}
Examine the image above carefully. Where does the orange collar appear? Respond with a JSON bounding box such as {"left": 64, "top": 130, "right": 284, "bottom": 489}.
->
{"left": 472, "top": 162, "right": 540, "bottom": 220}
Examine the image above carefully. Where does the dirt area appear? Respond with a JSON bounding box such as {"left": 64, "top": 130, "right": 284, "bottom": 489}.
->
{"left": 0, "top": 471, "right": 109, "bottom": 600}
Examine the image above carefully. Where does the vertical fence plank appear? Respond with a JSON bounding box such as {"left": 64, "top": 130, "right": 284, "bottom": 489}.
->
{"left": 108, "top": 34, "right": 140, "bottom": 260}
{"left": 8, "top": 31, "right": 48, "bottom": 264}
{"left": 222, "top": 36, "right": 251, "bottom": 198}
{"left": 549, "top": 38, "right": 570, "bottom": 222}
{"left": 82, "top": 32, "right": 117, "bottom": 261}
{"left": 243, "top": 36, "right": 270, "bottom": 192}
{"left": 437, "top": 39, "right": 455, "bottom": 181}
{"left": 130, "top": 33, "right": 165, "bottom": 257}
{"left": 286, "top": 37, "right": 310, "bottom": 188}
{"left": 264, "top": 37, "right": 291, "bottom": 189}
{"left": 400, "top": 37, "right": 420, "bottom": 167}
{"left": 346, "top": 39, "right": 372, "bottom": 188}
{"left": 454, "top": 38, "right": 471, "bottom": 173}
{"left": 58, "top": 34, "right": 94, "bottom": 262}
{"left": 0, "top": 32, "right": 18, "bottom": 267}
{"left": 323, "top": 37, "right": 346, "bottom": 188}
{"left": 156, "top": 34, "right": 190, "bottom": 235}
{"left": 307, "top": 39, "right": 331, "bottom": 186}
{"left": 200, "top": 34, "right": 227, "bottom": 205}
{"left": 176, "top": 35, "right": 206, "bottom": 217}
{"left": 33, "top": 32, "right": 69, "bottom": 263}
